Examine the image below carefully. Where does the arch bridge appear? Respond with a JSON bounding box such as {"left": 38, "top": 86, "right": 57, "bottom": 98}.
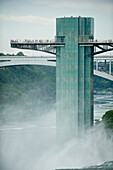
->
{"left": 0, "top": 55, "right": 113, "bottom": 81}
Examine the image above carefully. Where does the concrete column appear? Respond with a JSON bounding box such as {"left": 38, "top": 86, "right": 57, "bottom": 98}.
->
{"left": 94, "top": 46, "right": 96, "bottom": 52}
{"left": 90, "top": 48, "right": 94, "bottom": 127}
{"left": 78, "top": 46, "right": 84, "bottom": 135}
{"left": 96, "top": 60, "right": 98, "bottom": 71}
{"left": 105, "top": 59, "right": 106, "bottom": 72}
{"left": 84, "top": 47, "right": 92, "bottom": 129}
{"left": 109, "top": 60, "right": 111, "bottom": 75}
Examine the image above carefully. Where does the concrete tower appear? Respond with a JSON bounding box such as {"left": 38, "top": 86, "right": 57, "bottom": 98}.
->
{"left": 56, "top": 17, "right": 94, "bottom": 143}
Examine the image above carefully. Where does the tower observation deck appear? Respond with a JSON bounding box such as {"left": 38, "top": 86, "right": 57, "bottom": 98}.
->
{"left": 10, "top": 16, "right": 113, "bottom": 143}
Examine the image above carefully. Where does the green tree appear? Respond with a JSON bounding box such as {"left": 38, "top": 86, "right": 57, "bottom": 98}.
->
{"left": 16, "top": 52, "right": 24, "bottom": 56}
{"left": 0, "top": 53, "right": 5, "bottom": 56}
{"left": 102, "top": 110, "right": 113, "bottom": 131}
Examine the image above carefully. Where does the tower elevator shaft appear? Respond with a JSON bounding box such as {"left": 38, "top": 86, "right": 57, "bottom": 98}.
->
{"left": 56, "top": 17, "right": 94, "bottom": 143}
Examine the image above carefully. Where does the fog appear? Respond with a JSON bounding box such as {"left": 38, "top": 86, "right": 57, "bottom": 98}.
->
{"left": 0, "top": 95, "right": 113, "bottom": 170}
{"left": 56, "top": 123, "right": 113, "bottom": 169}
{"left": 0, "top": 106, "right": 56, "bottom": 170}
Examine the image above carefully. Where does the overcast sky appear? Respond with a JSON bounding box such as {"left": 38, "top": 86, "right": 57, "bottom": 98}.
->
{"left": 0, "top": 0, "right": 113, "bottom": 55}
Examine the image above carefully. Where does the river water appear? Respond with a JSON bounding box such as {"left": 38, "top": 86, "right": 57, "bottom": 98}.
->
{"left": 94, "top": 89, "right": 113, "bottom": 120}
{"left": 0, "top": 89, "right": 113, "bottom": 170}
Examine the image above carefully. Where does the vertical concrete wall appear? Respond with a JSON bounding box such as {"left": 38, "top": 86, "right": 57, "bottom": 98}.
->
{"left": 56, "top": 17, "right": 94, "bottom": 143}
{"left": 78, "top": 17, "right": 85, "bottom": 135}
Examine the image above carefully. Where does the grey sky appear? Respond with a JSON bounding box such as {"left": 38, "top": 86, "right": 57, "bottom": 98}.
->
{"left": 0, "top": 0, "right": 113, "bottom": 55}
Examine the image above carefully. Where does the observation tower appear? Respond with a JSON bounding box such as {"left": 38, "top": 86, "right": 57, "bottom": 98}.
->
{"left": 56, "top": 17, "right": 94, "bottom": 143}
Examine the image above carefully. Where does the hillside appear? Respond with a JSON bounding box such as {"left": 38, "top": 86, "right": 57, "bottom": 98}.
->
{"left": 0, "top": 54, "right": 113, "bottom": 122}
{"left": 0, "top": 65, "right": 56, "bottom": 122}
{"left": 94, "top": 75, "right": 113, "bottom": 90}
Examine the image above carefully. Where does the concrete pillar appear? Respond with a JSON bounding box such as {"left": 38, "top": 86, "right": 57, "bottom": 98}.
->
{"left": 84, "top": 47, "right": 93, "bottom": 129}
{"left": 78, "top": 46, "right": 84, "bottom": 135}
{"left": 96, "top": 60, "right": 98, "bottom": 71}
{"left": 109, "top": 60, "right": 111, "bottom": 75}
{"left": 105, "top": 59, "right": 106, "bottom": 72}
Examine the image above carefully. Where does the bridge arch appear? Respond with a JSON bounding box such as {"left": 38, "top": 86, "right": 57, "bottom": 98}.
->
{"left": 0, "top": 56, "right": 113, "bottom": 81}
{"left": 0, "top": 61, "right": 56, "bottom": 67}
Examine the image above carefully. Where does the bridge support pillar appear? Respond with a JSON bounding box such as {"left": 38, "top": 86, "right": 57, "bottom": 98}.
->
{"left": 96, "top": 60, "right": 98, "bottom": 71}
{"left": 109, "top": 60, "right": 111, "bottom": 75}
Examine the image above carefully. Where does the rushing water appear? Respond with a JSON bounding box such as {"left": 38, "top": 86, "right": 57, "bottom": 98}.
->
{"left": 0, "top": 89, "right": 113, "bottom": 170}
{"left": 94, "top": 89, "right": 113, "bottom": 120}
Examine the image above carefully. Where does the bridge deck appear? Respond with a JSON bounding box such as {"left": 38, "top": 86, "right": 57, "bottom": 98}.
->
{"left": 79, "top": 42, "right": 113, "bottom": 45}
{"left": 0, "top": 55, "right": 113, "bottom": 60}
{"left": 11, "top": 42, "right": 65, "bottom": 46}
{"left": 11, "top": 42, "right": 113, "bottom": 46}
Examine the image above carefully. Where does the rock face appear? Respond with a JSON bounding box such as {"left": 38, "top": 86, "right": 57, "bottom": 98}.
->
{"left": 55, "top": 161, "right": 113, "bottom": 170}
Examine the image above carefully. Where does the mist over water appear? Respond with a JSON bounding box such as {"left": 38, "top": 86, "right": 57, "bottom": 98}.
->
{"left": 0, "top": 108, "right": 56, "bottom": 170}
{"left": 0, "top": 89, "right": 113, "bottom": 170}
{"left": 56, "top": 124, "right": 113, "bottom": 169}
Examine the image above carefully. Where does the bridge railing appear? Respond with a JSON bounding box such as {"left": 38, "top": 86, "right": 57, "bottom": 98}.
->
{"left": 10, "top": 36, "right": 66, "bottom": 44}
{"left": 78, "top": 36, "right": 113, "bottom": 43}
{"left": 94, "top": 67, "right": 113, "bottom": 75}
{"left": 10, "top": 39, "right": 56, "bottom": 44}
{"left": 94, "top": 59, "right": 113, "bottom": 75}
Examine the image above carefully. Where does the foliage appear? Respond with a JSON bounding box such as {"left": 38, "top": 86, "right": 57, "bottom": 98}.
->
{"left": 0, "top": 65, "right": 56, "bottom": 122}
{"left": 0, "top": 53, "right": 5, "bottom": 56}
{"left": 16, "top": 52, "right": 25, "bottom": 56}
{"left": 95, "top": 119, "right": 100, "bottom": 125}
{"left": 102, "top": 110, "right": 113, "bottom": 132}
{"left": 0, "top": 65, "right": 56, "bottom": 103}
{"left": 94, "top": 75, "right": 113, "bottom": 90}
{"left": 0, "top": 51, "right": 24, "bottom": 56}
{"left": 95, "top": 110, "right": 113, "bottom": 139}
